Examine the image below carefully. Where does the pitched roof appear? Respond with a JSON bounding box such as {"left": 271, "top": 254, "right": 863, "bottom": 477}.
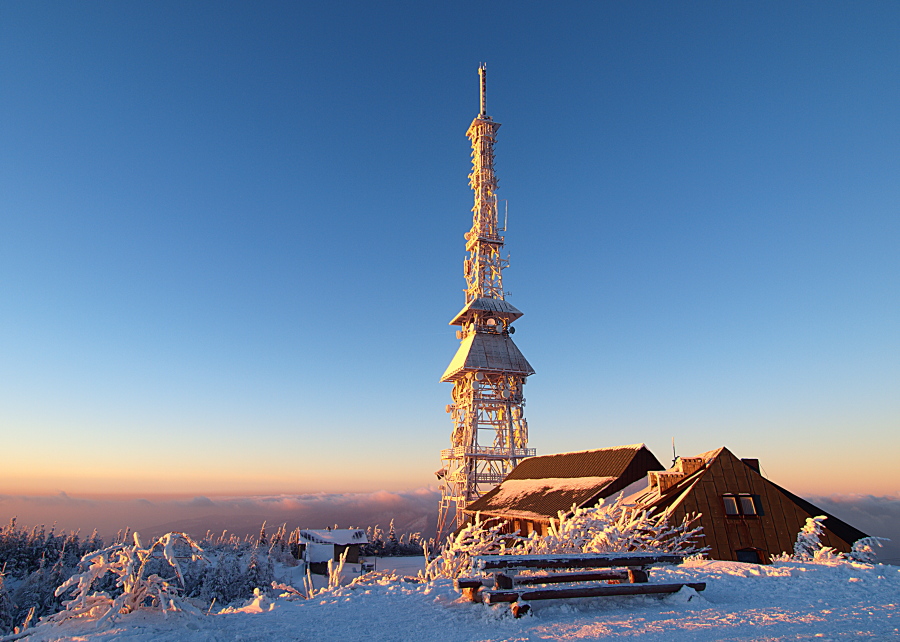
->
{"left": 449, "top": 297, "right": 524, "bottom": 326}
{"left": 627, "top": 447, "right": 868, "bottom": 550}
{"left": 765, "top": 483, "right": 868, "bottom": 546}
{"left": 505, "top": 444, "right": 648, "bottom": 480}
{"left": 440, "top": 331, "right": 534, "bottom": 382}
{"left": 463, "top": 444, "right": 664, "bottom": 522}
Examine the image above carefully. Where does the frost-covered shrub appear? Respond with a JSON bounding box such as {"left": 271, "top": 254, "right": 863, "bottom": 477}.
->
{"left": 0, "top": 518, "right": 103, "bottom": 581}
{"left": 774, "top": 517, "right": 890, "bottom": 565}
{"left": 361, "top": 522, "right": 430, "bottom": 557}
{"left": 0, "top": 519, "right": 104, "bottom": 634}
{"left": 793, "top": 516, "right": 831, "bottom": 560}
{"left": 521, "top": 495, "right": 706, "bottom": 557}
{"left": 847, "top": 537, "right": 889, "bottom": 564}
{"left": 48, "top": 532, "right": 206, "bottom": 629}
{"left": 789, "top": 516, "right": 843, "bottom": 564}
{"left": 424, "top": 496, "right": 706, "bottom": 580}
{"left": 0, "top": 572, "right": 14, "bottom": 634}
{"left": 423, "top": 514, "right": 513, "bottom": 580}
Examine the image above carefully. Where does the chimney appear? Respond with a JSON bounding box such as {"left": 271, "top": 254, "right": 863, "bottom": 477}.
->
{"left": 742, "top": 458, "right": 760, "bottom": 473}
{"left": 675, "top": 457, "right": 704, "bottom": 475}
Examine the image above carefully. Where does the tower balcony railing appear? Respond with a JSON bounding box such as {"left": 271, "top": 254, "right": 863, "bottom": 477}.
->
{"left": 440, "top": 446, "right": 536, "bottom": 461}
{"left": 474, "top": 472, "right": 505, "bottom": 485}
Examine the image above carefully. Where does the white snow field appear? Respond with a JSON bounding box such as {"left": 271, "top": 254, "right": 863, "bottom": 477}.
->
{"left": 17, "top": 558, "right": 900, "bottom": 641}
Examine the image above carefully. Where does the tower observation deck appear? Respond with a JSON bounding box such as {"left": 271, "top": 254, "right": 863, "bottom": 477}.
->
{"left": 436, "top": 65, "right": 535, "bottom": 540}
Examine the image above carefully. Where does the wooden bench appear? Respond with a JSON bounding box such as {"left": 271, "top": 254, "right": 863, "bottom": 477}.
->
{"left": 455, "top": 553, "right": 705, "bottom": 617}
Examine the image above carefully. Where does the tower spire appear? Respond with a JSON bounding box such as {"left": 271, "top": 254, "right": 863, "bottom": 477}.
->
{"left": 436, "top": 66, "right": 535, "bottom": 540}
{"left": 479, "top": 63, "right": 487, "bottom": 117}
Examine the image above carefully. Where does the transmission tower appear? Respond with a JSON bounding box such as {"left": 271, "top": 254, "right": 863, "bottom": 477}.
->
{"left": 435, "top": 65, "right": 535, "bottom": 540}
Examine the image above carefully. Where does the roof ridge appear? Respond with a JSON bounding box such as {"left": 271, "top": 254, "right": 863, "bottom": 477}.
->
{"left": 534, "top": 443, "right": 646, "bottom": 457}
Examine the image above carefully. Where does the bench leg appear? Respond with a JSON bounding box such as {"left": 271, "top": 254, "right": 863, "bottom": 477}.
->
{"left": 627, "top": 569, "right": 648, "bottom": 583}
{"left": 462, "top": 587, "right": 483, "bottom": 603}
{"left": 511, "top": 602, "right": 530, "bottom": 618}
{"left": 495, "top": 572, "right": 514, "bottom": 590}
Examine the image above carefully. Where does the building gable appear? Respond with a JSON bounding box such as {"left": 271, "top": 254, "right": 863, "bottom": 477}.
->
{"left": 643, "top": 448, "right": 866, "bottom": 562}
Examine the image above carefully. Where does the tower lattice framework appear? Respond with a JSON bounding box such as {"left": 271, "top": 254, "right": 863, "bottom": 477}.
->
{"left": 436, "top": 65, "right": 535, "bottom": 540}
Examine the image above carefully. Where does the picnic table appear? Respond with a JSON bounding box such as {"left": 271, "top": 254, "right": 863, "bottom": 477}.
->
{"left": 456, "top": 552, "right": 706, "bottom": 617}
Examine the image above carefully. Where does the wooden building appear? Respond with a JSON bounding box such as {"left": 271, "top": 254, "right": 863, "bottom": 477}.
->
{"left": 297, "top": 528, "right": 367, "bottom": 574}
{"left": 461, "top": 444, "right": 664, "bottom": 536}
{"left": 462, "top": 444, "right": 868, "bottom": 563}
{"left": 625, "top": 447, "right": 867, "bottom": 562}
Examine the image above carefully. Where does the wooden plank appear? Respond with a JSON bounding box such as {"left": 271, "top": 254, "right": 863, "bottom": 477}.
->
{"left": 504, "top": 570, "right": 632, "bottom": 586}
{"left": 763, "top": 480, "right": 803, "bottom": 558}
{"left": 475, "top": 553, "right": 683, "bottom": 571}
{"left": 454, "top": 578, "right": 484, "bottom": 589}
{"left": 729, "top": 455, "right": 762, "bottom": 551}
{"left": 710, "top": 455, "right": 745, "bottom": 557}
{"left": 746, "top": 469, "right": 781, "bottom": 558}
{"left": 483, "top": 582, "right": 707, "bottom": 603}
{"left": 697, "top": 469, "right": 732, "bottom": 560}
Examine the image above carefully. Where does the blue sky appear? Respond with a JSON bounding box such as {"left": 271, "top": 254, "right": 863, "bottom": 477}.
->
{"left": 1, "top": 2, "right": 897, "bottom": 499}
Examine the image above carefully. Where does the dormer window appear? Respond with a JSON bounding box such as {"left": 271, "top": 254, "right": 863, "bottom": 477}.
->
{"left": 723, "top": 493, "right": 761, "bottom": 517}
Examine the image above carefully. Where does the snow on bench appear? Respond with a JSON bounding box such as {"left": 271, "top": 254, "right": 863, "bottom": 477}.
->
{"left": 457, "top": 553, "right": 704, "bottom": 617}
{"left": 474, "top": 552, "right": 685, "bottom": 571}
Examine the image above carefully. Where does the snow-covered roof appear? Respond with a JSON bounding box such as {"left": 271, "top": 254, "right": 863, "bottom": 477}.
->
{"left": 464, "top": 444, "right": 664, "bottom": 521}
{"left": 488, "top": 477, "right": 616, "bottom": 509}
{"left": 440, "top": 331, "right": 534, "bottom": 382}
{"left": 448, "top": 297, "right": 524, "bottom": 326}
{"left": 298, "top": 529, "right": 367, "bottom": 545}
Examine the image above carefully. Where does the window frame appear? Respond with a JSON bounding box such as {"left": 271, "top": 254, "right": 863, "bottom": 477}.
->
{"left": 722, "top": 493, "right": 762, "bottom": 518}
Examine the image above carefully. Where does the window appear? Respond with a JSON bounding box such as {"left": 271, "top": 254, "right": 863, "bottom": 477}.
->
{"left": 739, "top": 495, "right": 757, "bottom": 515}
{"left": 723, "top": 495, "right": 739, "bottom": 515}
{"left": 735, "top": 548, "right": 764, "bottom": 563}
{"left": 723, "top": 493, "right": 761, "bottom": 517}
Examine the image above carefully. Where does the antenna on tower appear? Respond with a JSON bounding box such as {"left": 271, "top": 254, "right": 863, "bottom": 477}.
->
{"left": 672, "top": 437, "right": 677, "bottom": 466}
{"left": 478, "top": 63, "right": 487, "bottom": 117}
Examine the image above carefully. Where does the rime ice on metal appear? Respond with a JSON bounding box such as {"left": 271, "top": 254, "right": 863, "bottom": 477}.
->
{"left": 436, "top": 65, "right": 535, "bottom": 540}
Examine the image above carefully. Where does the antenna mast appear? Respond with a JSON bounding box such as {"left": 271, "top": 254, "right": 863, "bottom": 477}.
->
{"left": 435, "top": 65, "right": 535, "bottom": 540}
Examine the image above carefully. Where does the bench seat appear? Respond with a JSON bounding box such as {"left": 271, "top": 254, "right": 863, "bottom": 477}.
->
{"left": 483, "top": 581, "right": 707, "bottom": 604}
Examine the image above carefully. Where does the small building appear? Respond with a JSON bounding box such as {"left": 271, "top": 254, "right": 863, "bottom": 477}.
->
{"left": 297, "top": 528, "right": 367, "bottom": 573}
{"left": 625, "top": 447, "right": 868, "bottom": 563}
{"left": 462, "top": 444, "right": 665, "bottom": 536}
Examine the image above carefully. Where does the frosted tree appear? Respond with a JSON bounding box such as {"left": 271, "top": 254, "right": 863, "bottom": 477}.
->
{"left": 848, "top": 537, "right": 890, "bottom": 564}
{"left": 48, "top": 532, "right": 206, "bottom": 629}
{"left": 0, "top": 572, "right": 14, "bottom": 635}
{"left": 245, "top": 546, "right": 274, "bottom": 594}
{"left": 424, "top": 496, "right": 706, "bottom": 580}
{"left": 792, "top": 516, "right": 836, "bottom": 561}
{"left": 423, "top": 514, "right": 512, "bottom": 580}
{"left": 201, "top": 552, "right": 244, "bottom": 605}
{"left": 522, "top": 495, "right": 706, "bottom": 556}
{"left": 773, "top": 517, "right": 889, "bottom": 565}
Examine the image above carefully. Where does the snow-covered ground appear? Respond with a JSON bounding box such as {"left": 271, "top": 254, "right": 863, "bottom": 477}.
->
{"left": 16, "top": 558, "right": 899, "bottom": 641}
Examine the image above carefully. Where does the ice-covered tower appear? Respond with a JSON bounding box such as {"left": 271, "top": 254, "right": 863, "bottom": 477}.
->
{"left": 436, "top": 65, "right": 535, "bottom": 539}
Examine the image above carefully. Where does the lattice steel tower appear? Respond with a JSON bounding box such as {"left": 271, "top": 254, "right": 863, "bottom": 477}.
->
{"left": 436, "top": 65, "right": 535, "bottom": 540}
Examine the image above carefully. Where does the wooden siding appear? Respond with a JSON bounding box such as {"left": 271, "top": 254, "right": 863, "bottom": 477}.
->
{"left": 668, "top": 449, "right": 858, "bottom": 562}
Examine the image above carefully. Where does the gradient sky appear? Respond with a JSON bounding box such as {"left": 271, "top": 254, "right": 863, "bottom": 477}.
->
{"left": 1, "top": 2, "right": 898, "bottom": 501}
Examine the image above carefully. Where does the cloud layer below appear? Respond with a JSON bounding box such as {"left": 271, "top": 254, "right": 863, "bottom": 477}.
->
{"left": 0, "top": 488, "right": 440, "bottom": 541}
{"left": 1, "top": 490, "right": 897, "bottom": 563}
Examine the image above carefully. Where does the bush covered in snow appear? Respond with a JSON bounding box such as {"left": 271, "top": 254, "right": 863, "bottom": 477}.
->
{"left": 423, "top": 515, "right": 513, "bottom": 580}
{"left": 520, "top": 494, "right": 706, "bottom": 557}
{"left": 772, "top": 515, "right": 889, "bottom": 565}
{"left": 360, "top": 521, "right": 430, "bottom": 557}
{"left": 48, "top": 532, "right": 206, "bottom": 628}
{"left": 0, "top": 518, "right": 104, "bottom": 581}
{"left": 425, "top": 495, "right": 707, "bottom": 580}
{"left": 0, "top": 518, "right": 105, "bottom": 635}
